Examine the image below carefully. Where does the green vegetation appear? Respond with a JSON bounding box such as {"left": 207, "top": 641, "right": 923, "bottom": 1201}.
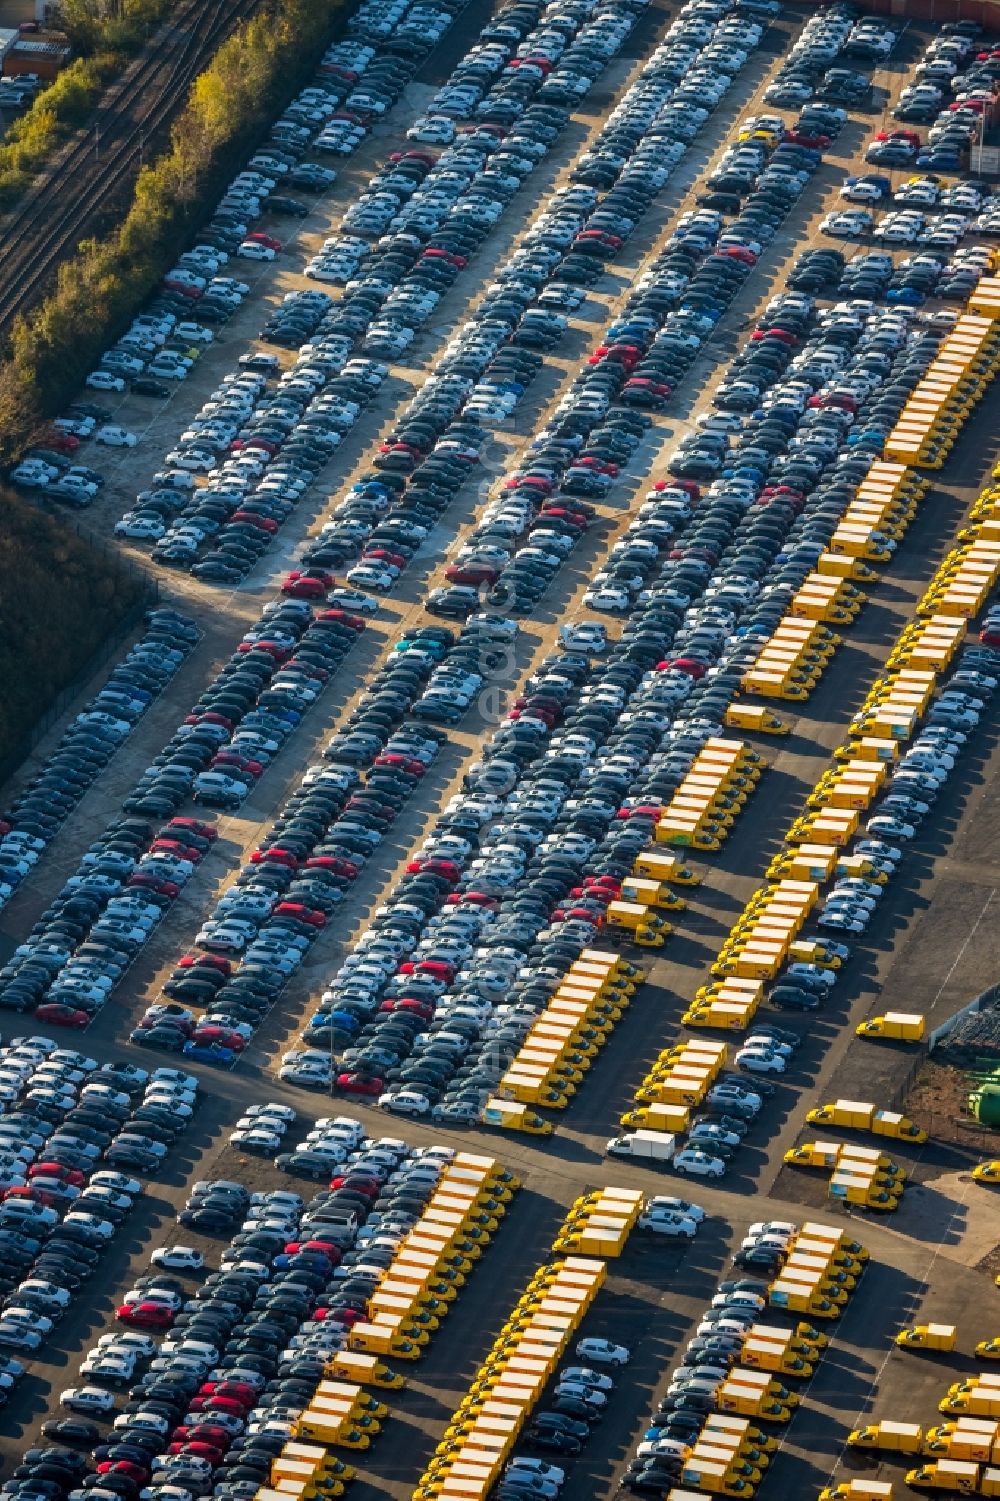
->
{"left": 0, "top": 0, "right": 172, "bottom": 212}
{"left": 0, "top": 0, "right": 343, "bottom": 464}
{"left": 0, "top": 487, "right": 147, "bottom": 766}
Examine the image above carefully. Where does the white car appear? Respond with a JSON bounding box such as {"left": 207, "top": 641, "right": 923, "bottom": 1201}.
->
{"left": 749, "top": 1219, "right": 796, "bottom": 1239}
{"left": 559, "top": 622, "right": 608, "bottom": 653}
{"left": 245, "top": 1102, "right": 296, "bottom": 1123}
{"left": 840, "top": 182, "right": 884, "bottom": 203}
{"left": 115, "top": 516, "right": 166, "bottom": 540}
{"left": 86, "top": 370, "right": 127, "bottom": 391}
{"left": 92, "top": 1171, "right": 142, "bottom": 1196}
{"left": 325, "top": 588, "right": 380, "bottom": 614}
{"left": 10, "top": 463, "right": 54, "bottom": 488}
{"left": 735, "top": 1047, "right": 786, "bottom": 1074}
{"left": 378, "top": 1090, "right": 431, "bottom": 1116}
{"left": 646, "top": 1195, "right": 706, "bottom": 1222}
{"left": 637, "top": 1211, "right": 698, "bottom": 1239}
{"left": 231, "top": 1128, "right": 283, "bottom": 1152}
{"left": 151, "top": 1246, "right": 204, "bottom": 1272}
{"left": 821, "top": 211, "right": 873, "bottom": 238}
{"left": 673, "top": 1148, "right": 725, "bottom": 1178}
{"left": 96, "top": 425, "right": 138, "bottom": 447}
{"left": 61, "top": 1386, "right": 117, "bottom": 1413}
{"left": 237, "top": 241, "right": 277, "bottom": 260}
{"left": 575, "top": 1337, "right": 630, "bottom": 1367}
{"left": 175, "top": 322, "right": 214, "bottom": 343}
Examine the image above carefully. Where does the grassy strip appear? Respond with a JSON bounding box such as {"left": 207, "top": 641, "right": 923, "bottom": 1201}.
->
{"left": 0, "top": 0, "right": 172, "bottom": 212}
{"left": 0, "top": 487, "right": 148, "bottom": 767}
{"left": 0, "top": 0, "right": 343, "bottom": 464}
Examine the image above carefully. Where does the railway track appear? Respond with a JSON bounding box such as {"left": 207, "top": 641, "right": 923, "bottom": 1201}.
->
{"left": 0, "top": 0, "right": 260, "bottom": 334}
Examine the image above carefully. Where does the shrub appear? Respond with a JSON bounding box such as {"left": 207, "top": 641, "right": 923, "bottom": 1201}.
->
{"left": 0, "top": 487, "right": 147, "bottom": 767}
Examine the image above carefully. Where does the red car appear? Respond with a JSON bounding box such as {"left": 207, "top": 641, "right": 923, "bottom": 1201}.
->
{"left": 314, "top": 1305, "right": 363, "bottom": 1325}
{"left": 542, "top": 506, "right": 589, "bottom": 527}
{"left": 379, "top": 997, "right": 433, "bottom": 1019}
{"left": 212, "top": 752, "right": 263, "bottom": 776}
{"left": 335, "top": 1072, "right": 384, "bottom": 1098}
{"left": 3, "top": 1185, "right": 57, "bottom": 1206}
{"left": 169, "top": 817, "right": 218, "bottom": 841}
{"left": 198, "top": 1379, "right": 259, "bottom": 1397}
{"left": 177, "top": 953, "right": 231, "bottom": 973}
{"left": 305, "top": 854, "right": 359, "bottom": 878}
{"left": 785, "top": 129, "right": 830, "bottom": 148}
{"left": 117, "top": 1302, "right": 175, "bottom": 1328}
{"left": 406, "top": 857, "right": 460, "bottom": 882}
{"left": 364, "top": 547, "right": 406, "bottom": 569}
{"left": 552, "top": 906, "right": 603, "bottom": 925}
{"left": 318, "top": 608, "right": 366, "bottom": 631}
{"left": 231, "top": 511, "right": 279, "bottom": 533}
{"left": 569, "top": 885, "right": 613, "bottom": 906}
{"left": 445, "top": 890, "right": 498, "bottom": 909}
{"left": 128, "top": 873, "right": 181, "bottom": 898}
{"left": 29, "top": 1163, "right": 85, "bottom": 1185}
{"left": 375, "top": 754, "right": 425, "bottom": 775}
{"left": 150, "top": 838, "right": 203, "bottom": 863}
{"left": 173, "top": 1424, "right": 235, "bottom": 1446}
{"left": 192, "top": 1026, "right": 247, "bottom": 1051}
{"left": 273, "top": 903, "right": 326, "bottom": 927}
{"left": 445, "top": 565, "right": 498, "bottom": 586}
{"left": 281, "top": 571, "right": 331, "bottom": 599}
{"left": 34, "top": 1004, "right": 89, "bottom": 1028}
{"left": 980, "top": 626, "right": 1000, "bottom": 645}
{"left": 250, "top": 847, "right": 299, "bottom": 868}
{"left": 166, "top": 1441, "right": 225, "bottom": 1462}
{"left": 285, "top": 1239, "right": 343, "bottom": 1262}
{"left": 184, "top": 711, "right": 234, "bottom": 730}
{"left": 669, "top": 657, "right": 708, "bottom": 678}
{"left": 97, "top": 1462, "right": 149, "bottom": 1483}
{"left": 246, "top": 232, "right": 282, "bottom": 251}
{"left": 239, "top": 639, "right": 291, "bottom": 659}
{"left": 331, "top": 1172, "right": 381, "bottom": 1193}
{"left": 413, "top": 959, "right": 455, "bottom": 980}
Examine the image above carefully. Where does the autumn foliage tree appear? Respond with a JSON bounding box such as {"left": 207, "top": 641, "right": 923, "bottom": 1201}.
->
{"left": 0, "top": 0, "right": 171, "bottom": 211}
{"left": 0, "top": 0, "right": 343, "bottom": 463}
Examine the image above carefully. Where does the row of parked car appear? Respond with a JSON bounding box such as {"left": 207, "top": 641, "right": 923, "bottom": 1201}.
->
{"left": 0, "top": 610, "right": 199, "bottom": 919}
{"left": 6, "top": 0, "right": 470, "bottom": 508}
{"left": 764, "top": 2, "right": 889, "bottom": 109}
{"left": 123, "top": 0, "right": 773, "bottom": 612}
{"left": 616, "top": 1225, "right": 840, "bottom": 1493}
{"left": 52, "top": 1128, "right": 505, "bottom": 1501}
{"left": 153, "top": 615, "right": 514, "bottom": 1082}
{"left": 296, "top": 168, "right": 983, "bottom": 1129}
{"left": 182, "top": 0, "right": 763, "bottom": 600}
{"left": 790, "top": 242, "right": 994, "bottom": 309}
{"left": 142, "top": 624, "right": 462, "bottom": 1070}
{"left": 0, "top": 816, "right": 219, "bottom": 1030}
{"left": 119, "top": 0, "right": 648, "bottom": 585}
{"left": 0, "top": 1037, "right": 198, "bottom": 1373}
{"left": 133, "top": 344, "right": 388, "bottom": 571}
{"left": 128, "top": 0, "right": 776, "bottom": 1077}
{"left": 891, "top": 19, "right": 997, "bottom": 129}
{"left": 0, "top": 596, "right": 377, "bottom": 1044}
{"left": 249, "top": 3, "right": 960, "bottom": 1119}
{"left": 864, "top": 22, "right": 995, "bottom": 176}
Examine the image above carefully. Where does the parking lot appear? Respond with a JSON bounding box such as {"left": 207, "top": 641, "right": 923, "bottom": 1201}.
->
{"left": 2, "top": 1, "right": 1000, "bottom": 1500}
